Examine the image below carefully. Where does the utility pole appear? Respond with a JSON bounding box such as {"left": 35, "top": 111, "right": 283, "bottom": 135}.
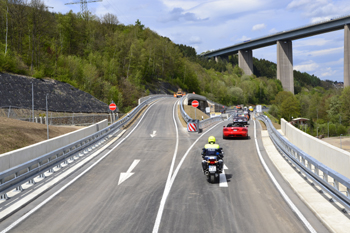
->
{"left": 65, "top": 0, "right": 102, "bottom": 15}
{"left": 46, "top": 94, "right": 49, "bottom": 139}
{"left": 5, "top": 5, "right": 8, "bottom": 55}
{"left": 32, "top": 83, "right": 34, "bottom": 122}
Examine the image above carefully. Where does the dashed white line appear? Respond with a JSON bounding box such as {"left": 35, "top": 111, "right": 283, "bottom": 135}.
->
{"left": 153, "top": 118, "right": 223, "bottom": 233}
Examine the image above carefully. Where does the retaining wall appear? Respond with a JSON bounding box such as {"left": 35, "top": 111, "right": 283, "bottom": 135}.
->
{"left": 281, "top": 118, "right": 350, "bottom": 179}
{"left": 0, "top": 120, "right": 108, "bottom": 173}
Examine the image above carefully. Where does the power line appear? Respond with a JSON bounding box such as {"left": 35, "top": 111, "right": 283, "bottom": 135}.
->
{"left": 105, "top": 0, "right": 134, "bottom": 25}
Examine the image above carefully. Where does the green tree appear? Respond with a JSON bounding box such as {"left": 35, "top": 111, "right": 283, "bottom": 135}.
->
{"left": 280, "top": 95, "right": 300, "bottom": 121}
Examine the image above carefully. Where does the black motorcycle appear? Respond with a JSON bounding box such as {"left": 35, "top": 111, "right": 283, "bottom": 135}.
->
{"left": 201, "top": 148, "right": 224, "bottom": 183}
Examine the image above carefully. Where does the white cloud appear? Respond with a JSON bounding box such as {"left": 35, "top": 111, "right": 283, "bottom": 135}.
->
{"left": 287, "top": 0, "right": 350, "bottom": 23}
{"left": 252, "top": 23, "right": 266, "bottom": 31}
{"left": 324, "top": 58, "right": 344, "bottom": 66}
{"left": 189, "top": 36, "right": 202, "bottom": 44}
{"left": 307, "top": 47, "right": 343, "bottom": 57}
{"left": 161, "top": 0, "right": 269, "bottom": 20}
{"left": 158, "top": 7, "right": 208, "bottom": 23}
{"left": 294, "top": 61, "right": 319, "bottom": 72}
{"left": 269, "top": 28, "right": 278, "bottom": 34}
{"left": 320, "top": 67, "right": 337, "bottom": 77}
{"left": 294, "top": 38, "right": 330, "bottom": 47}
{"left": 237, "top": 35, "right": 251, "bottom": 42}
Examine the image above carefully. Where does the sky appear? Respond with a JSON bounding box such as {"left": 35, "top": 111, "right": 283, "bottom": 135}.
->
{"left": 43, "top": 0, "right": 350, "bottom": 82}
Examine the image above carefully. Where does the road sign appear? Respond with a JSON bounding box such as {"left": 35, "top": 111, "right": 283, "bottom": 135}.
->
{"left": 109, "top": 103, "right": 117, "bottom": 111}
{"left": 192, "top": 100, "right": 199, "bottom": 108}
{"left": 256, "top": 105, "right": 262, "bottom": 113}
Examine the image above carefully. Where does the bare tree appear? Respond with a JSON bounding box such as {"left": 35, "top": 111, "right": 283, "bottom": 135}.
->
{"left": 102, "top": 13, "right": 119, "bottom": 26}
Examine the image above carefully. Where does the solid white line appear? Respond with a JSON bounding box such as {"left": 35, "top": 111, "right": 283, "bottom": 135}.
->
{"left": 152, "top": 120, "right": 223, "bottom": 233}
{"left": 0, "top": 100, "right": 162, "bottom": 233}
{"left": 253, "top": 120, "right": 317, "bottom": 233}
{"left": 152, "top": 100, "right": 179, "bottom": 233}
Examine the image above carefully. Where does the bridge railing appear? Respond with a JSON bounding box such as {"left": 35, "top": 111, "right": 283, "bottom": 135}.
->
{"left": 257, "top": 114, "right": 350, "bottom": 211}
{"left": 0, "top": 95, "right": 169, "bottom": 199}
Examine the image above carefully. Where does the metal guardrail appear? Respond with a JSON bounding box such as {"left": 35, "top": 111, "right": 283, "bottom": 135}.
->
{"left": 257, "top": 114, "right": 350, "bottom": 212}
{"left": 179, "top": 96, "right": 224, "bottom": 129}
{"left": 0, "top": 95, "right": 169, "bottom": 199}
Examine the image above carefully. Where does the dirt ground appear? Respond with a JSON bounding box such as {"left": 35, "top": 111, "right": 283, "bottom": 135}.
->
{"left": 178, "top": 105, "right": 210, "bottom": 128}
{"left": 321, "top": 136, "right": 350, "bottom": 152}
{"left": 257, "top": 118, "right": 350, "bottom": 152}
{"left": 0, "top": 117, "right": 79, "bottom": 154}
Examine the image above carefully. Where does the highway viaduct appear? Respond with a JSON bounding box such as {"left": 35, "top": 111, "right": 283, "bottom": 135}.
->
{"left": 203, "top": 15, "right": 350, "bottom": 94}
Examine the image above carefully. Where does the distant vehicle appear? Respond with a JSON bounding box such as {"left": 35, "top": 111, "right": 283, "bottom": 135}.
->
{"left": 233, "top": 116, "right": 249, "bottom": 125}
{"left": 236, "top": 105, "right": 242, "bottom": 109}
{"left": 223, "top": 122, "right": 249, "bottom": 139}
{"left": 174, "top": 88, "right": 186, "bottom": 98}
{"left": 249, "top": 106, "right": 253, "bottom": 112}
{"left": 243, "top": 111, "right": 250, "bottom": 120}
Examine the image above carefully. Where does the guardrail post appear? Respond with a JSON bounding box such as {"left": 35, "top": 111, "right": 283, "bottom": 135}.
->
{"left": 1, "top": 194, "right": 9, "bottom": 200}
{"left": 323, "top": 173, "right": 329, "bottom": 183}
{"left": 28, "top": 179, "right": 35, "bottom": 185}
{"left": 334, "top": 180, "right": 340, "bottom": 191}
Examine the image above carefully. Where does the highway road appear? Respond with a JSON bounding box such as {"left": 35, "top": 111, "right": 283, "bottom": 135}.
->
{"left": 0, "top": 98, "right": 329, "bottom": 232}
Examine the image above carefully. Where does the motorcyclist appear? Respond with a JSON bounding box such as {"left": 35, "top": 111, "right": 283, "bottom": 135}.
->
{"left": 201, "top": 136, "right": 224, "bottom": 173}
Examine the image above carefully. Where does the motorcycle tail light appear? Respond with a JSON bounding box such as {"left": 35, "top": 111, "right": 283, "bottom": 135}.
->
{"left": 208, "top": 160, "right": 216, "bottom": 164}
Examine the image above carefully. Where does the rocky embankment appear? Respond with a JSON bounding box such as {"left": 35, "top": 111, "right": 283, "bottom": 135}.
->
{"left": 0, "top": 73, "right": 108, "bottom": 113}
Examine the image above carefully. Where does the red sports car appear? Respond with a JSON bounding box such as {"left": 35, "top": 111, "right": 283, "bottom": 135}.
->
{"left": 223, "top": 122, "right": 249, "bottom": 139}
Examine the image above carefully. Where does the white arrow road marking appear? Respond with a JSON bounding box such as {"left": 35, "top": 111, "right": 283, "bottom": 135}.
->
{"left": 219, "top": 164, "right": 228, "bottom": 187}
{"left": 118, "top": 159, "right": 140, "bottom": 185}
{"left": 150, "top": 131, "right": 157, "bottom": 138}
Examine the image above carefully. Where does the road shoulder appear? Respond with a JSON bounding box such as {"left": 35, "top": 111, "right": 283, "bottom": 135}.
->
{"left": 260, "top": 125, "right": 350, "bottom": 233}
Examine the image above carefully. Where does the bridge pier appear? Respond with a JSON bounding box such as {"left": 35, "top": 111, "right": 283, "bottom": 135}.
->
{"left": 238, "top": 49, "right": 253, "bottom": 75}
{"left": 277, "top": 40, "right": 294, "bottom": 93}
{"left": 345, "top": 24, "right": 350, "bottom": 87}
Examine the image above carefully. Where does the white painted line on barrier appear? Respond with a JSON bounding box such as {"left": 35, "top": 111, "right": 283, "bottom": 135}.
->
{"left": 4, "top": 198, "right": 18, "bottom": 207}
{"left": 219, "top": 164, "right": 228, "bottom": 188}
{"left": 0, "top": 100, "right": 163, "bottom": 233}
{"left": 253, "top": 120, "right": 317, "bottom": 233}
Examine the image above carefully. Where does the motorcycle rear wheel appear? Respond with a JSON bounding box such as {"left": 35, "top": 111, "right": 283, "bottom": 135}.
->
{"left": 209, "top": 174, "right": 216, "bottom": 183}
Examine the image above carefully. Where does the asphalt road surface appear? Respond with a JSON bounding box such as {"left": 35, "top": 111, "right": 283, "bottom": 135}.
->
{"left": 0, "top": 98, "right": 329, "bottom": 233}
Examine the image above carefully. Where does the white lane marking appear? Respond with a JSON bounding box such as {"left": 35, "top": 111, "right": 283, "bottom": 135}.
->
{"left": 150, "top": 131, "right": 157, "bottom": 138}
{"left": 219, "top": 164, "right": 228, "bottom": 188}
{"left": 152, "top": 100, "right": 180, "bottom": 233}
{"left": 0, "top": 99, "right": 163, "bottom": 233}
{"left": 253, "top": 120, "right": 317, "bottom": 233}
{"left": 118, "top": 160, "right": 140, "bottom": 185}
{"left": 153, "top": 120, "right": 223, "bottom": 233}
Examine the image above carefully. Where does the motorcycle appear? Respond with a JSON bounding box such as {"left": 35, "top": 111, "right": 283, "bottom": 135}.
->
{"left": 202, "top": 149, "right": 224, "bottom": 183}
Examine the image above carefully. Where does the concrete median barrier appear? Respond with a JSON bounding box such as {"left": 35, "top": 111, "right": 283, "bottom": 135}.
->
{"left": 281, "top": 118, "right": 350, "bottom": 179}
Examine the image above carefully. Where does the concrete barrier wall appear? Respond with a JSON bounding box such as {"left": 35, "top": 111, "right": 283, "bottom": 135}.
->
{"left": 0, "top": 120, "right": 108, "bottom": 173}
{"left": 281, "top": 118, "right": 350, "bottom": 179}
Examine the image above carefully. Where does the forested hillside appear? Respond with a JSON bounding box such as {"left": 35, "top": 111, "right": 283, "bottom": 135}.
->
{"left": 0, "top": 0, "right": 285, "bottom": 111}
